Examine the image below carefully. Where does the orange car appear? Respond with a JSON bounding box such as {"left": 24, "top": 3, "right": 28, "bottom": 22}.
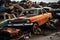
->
{"left": 8, "top": 8, "right": 53, "bottom": 34}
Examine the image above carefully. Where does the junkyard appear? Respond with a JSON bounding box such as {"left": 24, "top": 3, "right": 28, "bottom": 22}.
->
{"left": 0, "top": 0, "right": 60, "bottom": 40}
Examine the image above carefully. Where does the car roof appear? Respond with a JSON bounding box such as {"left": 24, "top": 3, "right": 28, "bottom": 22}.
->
{"left": 23, "top": 8, "right": 43, "bottom": 11}
{"left": 43, "top": 7, "right": 52, "bottom": 9}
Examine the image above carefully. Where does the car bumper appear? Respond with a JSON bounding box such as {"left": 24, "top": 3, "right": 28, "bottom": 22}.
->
{"left": 7, "top": 23, "right": 33, "bottom": 26}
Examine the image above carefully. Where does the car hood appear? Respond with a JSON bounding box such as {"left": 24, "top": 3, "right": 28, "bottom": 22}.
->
{"left": 18, "top": 16, "right": 30, "bottom": 19}
{"left": 8, "top": 16, "right": 31, "bottom": 23}
{"left": 8, "top": 16, "right": 30, "bottom": 21}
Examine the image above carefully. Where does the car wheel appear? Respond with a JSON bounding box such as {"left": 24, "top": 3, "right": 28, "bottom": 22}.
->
{"left": 32, "top": 23, "right": 41, "bottom": 35}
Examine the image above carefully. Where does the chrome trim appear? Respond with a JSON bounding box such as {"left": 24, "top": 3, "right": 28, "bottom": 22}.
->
{"left": 8, "top": 23, "right": 33, "bottom": 26}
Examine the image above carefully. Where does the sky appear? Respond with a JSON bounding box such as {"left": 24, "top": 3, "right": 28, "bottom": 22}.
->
{"left": 11, "top": 0, "right": 59, "bottom": 3}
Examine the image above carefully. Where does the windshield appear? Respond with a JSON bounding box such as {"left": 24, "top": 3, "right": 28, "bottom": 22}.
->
{"left": 20, "top": 9, "right": 37, "bottom": 16}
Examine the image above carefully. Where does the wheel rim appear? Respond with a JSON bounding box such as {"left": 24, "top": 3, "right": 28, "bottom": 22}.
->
{"left": 33, "top": 23, "right": 41, "bottom": 34}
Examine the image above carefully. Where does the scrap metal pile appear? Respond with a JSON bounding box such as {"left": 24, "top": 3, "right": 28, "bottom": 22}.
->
{"left": 0, "top": 0, "right": 60, "bottom": 40}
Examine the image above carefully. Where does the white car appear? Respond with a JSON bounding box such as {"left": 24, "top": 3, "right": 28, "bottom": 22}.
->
{"left": 43, "top": 7, "right": 53, "bottom": 12}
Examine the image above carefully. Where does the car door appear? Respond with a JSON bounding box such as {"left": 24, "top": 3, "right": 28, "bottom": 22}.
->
{"left": 36, "top": 9, "right": 44, "bottom": 25}
{"left": 38, "top": 9, "right": 48, "bottom": 25}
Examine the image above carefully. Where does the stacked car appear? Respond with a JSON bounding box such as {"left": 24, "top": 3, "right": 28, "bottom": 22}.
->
{"left": 6, "top": 8, "right": 53, "bottom": 34}
{"left": 0, "top": 8, "right": 57, "bottom": 40}
{"left": 52, "top": 9, "right": 60, "bottom": 19}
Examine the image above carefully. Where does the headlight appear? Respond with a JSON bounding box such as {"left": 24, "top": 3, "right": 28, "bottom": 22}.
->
{"left": 26, "top": 20, "right": 30, "bottom": 23}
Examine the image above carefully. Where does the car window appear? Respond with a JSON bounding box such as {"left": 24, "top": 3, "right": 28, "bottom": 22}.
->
{"left": 0, "top": 15, "right": 4, "bottom": 19}
{"left": 42, "top": 9, "right": 46, "bottom": 13}
{"left": 5, "top": 14, "right": 15, "bottom": 19}
{"left": 20, "top": 9, "right": 37, "bottom": 16}
{"left": 29, "top": 9, "right": 37, "bottom": 14}
{"left": 38, "top": 9, "right": 42, "bottom": 14}
{"left": 5, "top": 15, "right": 9, "bottom": 19}
{"left": 44, "top": 8, "right": 49, "bottom": 12}
{"left": 11, "top": 14, "right": 15, "bottom": 19}
{"left": 24, "top": 10, "right": 29, "bottom": 15}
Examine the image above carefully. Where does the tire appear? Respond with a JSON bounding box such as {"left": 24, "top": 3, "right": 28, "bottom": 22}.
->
{"left": 32, "top": 23, "right": 41, "bottom": 35}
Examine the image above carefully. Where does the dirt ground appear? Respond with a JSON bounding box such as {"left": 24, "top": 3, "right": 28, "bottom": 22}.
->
{"left": 30, "top": 32, "right": 60, "bottom": 40}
